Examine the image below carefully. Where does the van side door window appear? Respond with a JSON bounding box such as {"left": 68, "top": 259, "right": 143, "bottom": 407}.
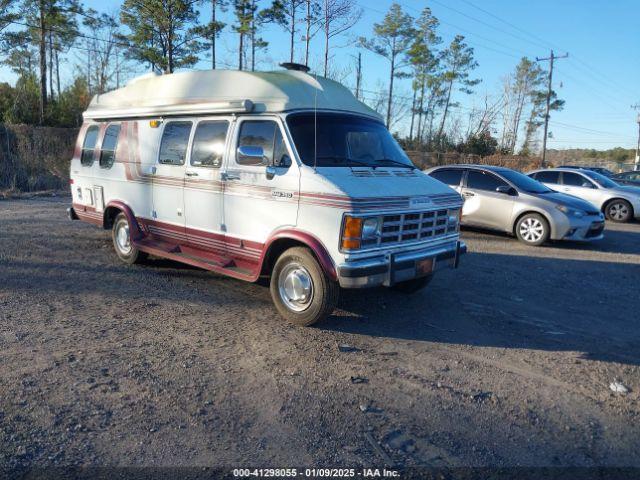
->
{"left": 81, "top": 125, "right": 99, "bottom": 166}
{"left": 99, "top": 124, "right": 120, "bottom": 169}
{"left": 159, "top": 121, "right": 192, "bottom": 165}
{"left": 236, "top": 120, "right": 277, "bottom": 166}
{"left": 191, "top": 121, "right": 229, "bottom": 168}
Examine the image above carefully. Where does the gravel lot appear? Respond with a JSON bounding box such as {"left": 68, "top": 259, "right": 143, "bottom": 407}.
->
{"left": 1, "top": 197, "right": 639, "bottom": 477}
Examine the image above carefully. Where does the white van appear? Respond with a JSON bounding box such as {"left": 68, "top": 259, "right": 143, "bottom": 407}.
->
{"left": 68, "top": 66, "right": 465, "bottom": 325}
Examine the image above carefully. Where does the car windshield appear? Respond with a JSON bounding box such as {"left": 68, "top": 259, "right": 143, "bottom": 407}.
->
{"left": 582, "top": 170, "right": 619, "bottom": 188}
{"left": 498, "top": 169, "right": 552, "bottom": 194}
{"left": 286, "top": 112, "right": 414, "bottom": 168}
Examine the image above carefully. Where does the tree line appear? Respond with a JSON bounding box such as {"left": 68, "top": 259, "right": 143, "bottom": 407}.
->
{"left": 0, "top": 0, "right": 563, "bottom": 155}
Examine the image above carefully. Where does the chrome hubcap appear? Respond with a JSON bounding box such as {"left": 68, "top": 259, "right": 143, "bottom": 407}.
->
{"left": 115, "top": 220, "right": 132, "bottom": 254}
{"left": 609, "top": 203, "right": 628, "bottom": 221}
{"left": 278, "top": 263, "right": 313, "bottom": 312}
{"left": 519, "top": 217, "right": 544, "bottom": 243}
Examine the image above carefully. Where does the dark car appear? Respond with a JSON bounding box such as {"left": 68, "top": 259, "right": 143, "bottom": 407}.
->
{"left": 612, "top": 170, "right": 640, "bottom": 187}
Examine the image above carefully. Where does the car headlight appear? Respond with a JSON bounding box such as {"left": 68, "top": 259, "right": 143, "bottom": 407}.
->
{"left": 556, "top": 205, "right": 585, "bottom": 218}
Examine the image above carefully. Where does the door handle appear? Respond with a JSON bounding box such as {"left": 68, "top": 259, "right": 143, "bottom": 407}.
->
{"left": 185, "top": 171, "right": 199, "bottom": 177}
{"left": 222, "top": 172, "right": 240, "bottom": 181}
{"left": 462, "top": 191, "right": 475, "bottom": 198}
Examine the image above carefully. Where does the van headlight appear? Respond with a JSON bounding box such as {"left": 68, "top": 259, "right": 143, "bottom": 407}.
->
{"left": 556, "top": 205, "right": 585, "bottom": 218}
{"left": 341, "top": 215, "right": 380, "bottom": 250}
{"left": 362, "top": 217, "right": 381, "bottom": 239}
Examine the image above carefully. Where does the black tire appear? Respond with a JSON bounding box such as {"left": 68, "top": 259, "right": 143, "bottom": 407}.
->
{"left": 112, "top": 213, "right": 147, "bottom": 264}
{"left": 515, "top": 213, "right": 550, "bottom": 246}
{"left": 605, "top": 199, "right": 633, "bottom": 223}
{"left": 269, "top": 246, "right": 339, "bottom": 326}
{"left": 391, "top": 274, "right": 433, "bottom": 294}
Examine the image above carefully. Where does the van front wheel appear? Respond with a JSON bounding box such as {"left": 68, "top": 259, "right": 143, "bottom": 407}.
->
{"left": 270, "top": 247, "right": 339, "bottom": 326}
{"left": 112, "top": 213, "right": 147, "bottom": 265}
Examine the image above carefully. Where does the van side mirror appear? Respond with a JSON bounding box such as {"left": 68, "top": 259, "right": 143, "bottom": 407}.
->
{"left": 496, "top": 185, "right": 518, "bottom": 196}
{"left": 237, "top": 145, "right": 265, "bottom": 165}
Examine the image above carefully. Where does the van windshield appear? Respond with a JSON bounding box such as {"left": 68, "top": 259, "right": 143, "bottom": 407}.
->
{"left": 286, "top": 112, "right": 414, "bottom": 168}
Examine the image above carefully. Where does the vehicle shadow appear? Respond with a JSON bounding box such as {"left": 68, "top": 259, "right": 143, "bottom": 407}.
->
{"left": 320, "top": 252, "right": 640, "bottom": 366}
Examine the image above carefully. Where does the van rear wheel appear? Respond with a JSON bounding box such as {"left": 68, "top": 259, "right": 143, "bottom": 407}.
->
{"left": 270, "top": 247, "right": 339, "bottom": 326}
{"left": 112, "top": 213, "right": 147, "bottom": 264}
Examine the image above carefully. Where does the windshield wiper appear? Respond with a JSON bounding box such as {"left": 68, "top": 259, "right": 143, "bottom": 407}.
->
{"left": 315, "top": 155, "right": 377, "bottom": 168}
{"left": 374, "top": 158, "right": 416, "bottom": 170}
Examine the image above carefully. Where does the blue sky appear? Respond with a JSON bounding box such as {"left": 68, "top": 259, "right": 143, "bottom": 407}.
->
{"left": 3, "top": 0, "right": 639, "bottom": 150}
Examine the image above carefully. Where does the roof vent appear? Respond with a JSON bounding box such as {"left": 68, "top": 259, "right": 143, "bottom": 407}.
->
{"left": 127, "top": 71, "right": 160, "bottom": 86}
{"left": 279, "top": 62, "right": 310, "bottom": 73}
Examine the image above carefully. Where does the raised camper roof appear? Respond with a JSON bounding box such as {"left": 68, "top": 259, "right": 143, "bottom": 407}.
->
{"left": 84, "top": 69, "right": 381, "bottom": 121}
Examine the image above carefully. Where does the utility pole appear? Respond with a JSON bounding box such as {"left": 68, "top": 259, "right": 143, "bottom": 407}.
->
{"left": 632, "top": 104, "right": 640, "bottom": 171}
{"left": 536, "top": 50, "right": 568, "bottom": 167}
{"left": 355, "top": 52, "right": 362, "bottom": 101}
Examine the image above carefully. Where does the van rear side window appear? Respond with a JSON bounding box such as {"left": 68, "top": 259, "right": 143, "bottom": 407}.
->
{"left": 81, "top": 125, "right": 99, "bottom": 166}
{"left": 159, "top": 121, "right": 192, "bottom": 165}
{"left": 191, "top": 121, "right": 228, "bottom": 168}
{"left": 100, "top": 124, "right": 120, "bottom": 169}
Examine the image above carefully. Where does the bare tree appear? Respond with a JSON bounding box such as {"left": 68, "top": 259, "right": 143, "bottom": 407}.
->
{"left": 319, "top": 0, "right": 361, "bottom": 77}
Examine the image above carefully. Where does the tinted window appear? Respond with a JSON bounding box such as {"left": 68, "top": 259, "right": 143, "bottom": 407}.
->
{"left": 466, "top": 170, "right": 507, "bottom": 191}
{"left": 533, "top": 170, "right": 560, "bottom": 184}
{"left": 237, "top": 121, "right": 277, "bottom": 166}
{"left": 431, "top": 169, "right": 463, "bottom": 187}
{"left": 191, "top": 121, "right": 228, "bottom": 168}
{"left": 498, "top": 169, "right": 551, "bottom": 194}
{"left": 81, "top": 125, "right": 99, "bottom": 166}
{"left": 581, "top": 169, "right": 618, "bottom": 188}
{"left": 563, "top": 172, "right": 594, "bottom": 188}
{"left": 286, "top": 113, "right": 413, "bottom": 168}
{"left": 99, "top": 124, "right": 120, "bottom": 169}
{"left": 159, "top": 121, "right": 192, "bottom": 165}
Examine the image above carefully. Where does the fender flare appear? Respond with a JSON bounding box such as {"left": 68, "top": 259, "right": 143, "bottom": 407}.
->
{"left": 105, "top": 201, "right": 144, "bottom": 241}
{"left": 261, "top": 229, "right": 338, "bottom": 281}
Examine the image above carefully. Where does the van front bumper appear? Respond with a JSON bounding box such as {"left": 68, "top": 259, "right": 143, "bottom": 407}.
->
{"left": 337, "top": 241, "right": 466, "bottom": 288}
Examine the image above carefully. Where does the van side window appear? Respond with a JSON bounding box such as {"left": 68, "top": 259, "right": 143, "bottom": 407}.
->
{"left": 237, "top": 120, "right": 277, "bottom": 166}
{"left": 99, "top": 124, "right": 120, "bottom": 169}
{"left": 81, "top": 125, "right": 99, "bottom": 166}
{"left": 191, "top": 121, "right": 228, "bottom": 168}
{"left": 159, "top": 121, "right": 192, "bottom": 165}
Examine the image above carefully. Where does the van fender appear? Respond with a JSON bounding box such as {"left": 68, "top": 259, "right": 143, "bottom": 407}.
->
{"left": 105, "top": 201, "right": 144, "bottom": 241}
{"left": 261, "top": 229, "right": 338, "bottom": 281}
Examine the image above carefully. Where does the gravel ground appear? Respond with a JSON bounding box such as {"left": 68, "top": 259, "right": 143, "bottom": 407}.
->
{"left": 1, "top": 197, "right": 639, "bottom": 477}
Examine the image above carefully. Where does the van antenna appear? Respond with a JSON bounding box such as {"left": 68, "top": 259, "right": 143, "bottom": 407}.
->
{"left": 313, "top": 75, "right": 318, "bottom": 173}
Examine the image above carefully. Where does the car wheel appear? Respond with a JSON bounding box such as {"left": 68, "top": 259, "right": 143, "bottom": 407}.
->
{"left": 515, "top": 213, "right": 549, "bottom": 246}
{"left": 112, "top": 213, "right": 147, "bottom": 264}
{"left": 270, "top": 246, "right": 339, "bottom": 326}
{"left": 391, "top": 274, "right": 433, "bottom": 294}
{"left": 605, "top": 199, "right": 632, "bottom": 223}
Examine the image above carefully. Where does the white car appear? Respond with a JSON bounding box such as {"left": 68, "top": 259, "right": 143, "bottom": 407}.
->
{"left": 528, "top": 168, "right": 640, "bottom": 223}
{"left": 68, "top": 65, "right": 465, "bottom": 326}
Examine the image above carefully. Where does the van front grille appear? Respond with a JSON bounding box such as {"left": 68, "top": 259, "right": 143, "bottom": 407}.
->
{"left": 361, "top": 209, "right": 459, "bottom": 247}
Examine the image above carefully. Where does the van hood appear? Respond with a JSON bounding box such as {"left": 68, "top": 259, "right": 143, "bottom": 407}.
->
{"left": 299, "top": 167, "right": 463, "bottom": 211}
{"left": 533, "top": 191, "right": 600, "bottom": 213}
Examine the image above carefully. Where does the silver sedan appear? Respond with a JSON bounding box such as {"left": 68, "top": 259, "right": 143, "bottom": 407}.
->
{"left": 426, "top": 165, "right": 605, "bottom": 246}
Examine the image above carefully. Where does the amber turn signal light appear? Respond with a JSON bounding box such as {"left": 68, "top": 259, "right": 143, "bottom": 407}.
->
{"left": 341, "top": 216, "right": 363, "bottom": 250}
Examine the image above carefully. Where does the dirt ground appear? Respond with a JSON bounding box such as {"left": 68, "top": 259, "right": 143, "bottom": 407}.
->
{"left": 1, "top": 197, "right": 639, "bottom": 478}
